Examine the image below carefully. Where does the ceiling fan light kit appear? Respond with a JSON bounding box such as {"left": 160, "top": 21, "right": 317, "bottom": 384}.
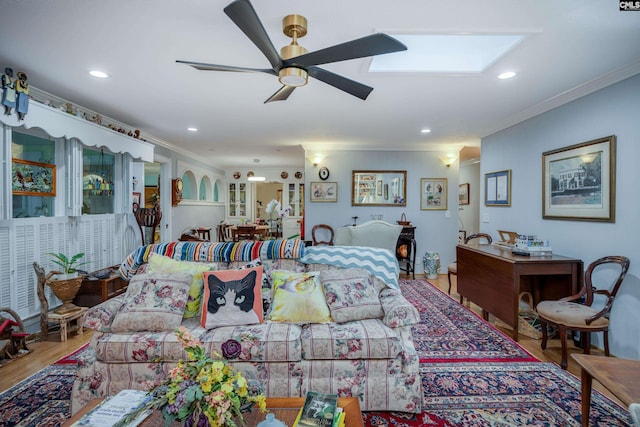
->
{"left": 177, "top": 0, "right": 406, "bottom": 103}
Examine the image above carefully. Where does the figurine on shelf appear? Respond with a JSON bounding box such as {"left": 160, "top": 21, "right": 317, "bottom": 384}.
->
{"left": 1, "top": 67, "right": 16, "bottom": 116}
{"left": 15, "top": 71, "right": 29, "bottom": 120}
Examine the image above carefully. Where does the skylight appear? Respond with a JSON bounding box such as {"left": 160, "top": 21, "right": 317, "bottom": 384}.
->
{"left": 369, "top": 34, "right": 526, "bottom": 73}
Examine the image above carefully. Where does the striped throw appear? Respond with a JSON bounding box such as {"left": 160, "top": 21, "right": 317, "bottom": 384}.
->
{"left": 118, "top": 239, "right": 305, "bottom": 280}
{"left": 299, "top": 245, "right": 400, "bottom": 289}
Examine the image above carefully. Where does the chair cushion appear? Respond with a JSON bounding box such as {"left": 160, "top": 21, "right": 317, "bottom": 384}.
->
{"left": 268, "top": 271, "right": 331, "bottom": 323}
{"left": 146, "top": 253, "right": 218, "bottom": 318}
{"left": 536, "top": 301, "right": 609, "bottom": 328}
{"left": 301, "top": 319, "right": 402, "bottom": 360}
{"left": 447, "top": 262, "right": 457, "bottom": 274}
{"left": 111, "top": 272, "right": 192, "bottom": 333}
{"left": 319, "top": 268, "right": 383, "bottom": 323}
{"left": 200, "top": 267, "right": 264, "bottom": 329}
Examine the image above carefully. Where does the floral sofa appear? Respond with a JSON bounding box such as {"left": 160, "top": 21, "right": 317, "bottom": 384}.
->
{"left": 71, "top": 239, "right": 422, "bottom": 414}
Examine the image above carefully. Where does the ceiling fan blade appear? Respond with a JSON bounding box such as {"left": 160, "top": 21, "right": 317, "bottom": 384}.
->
{"left": 224, "top": 0, "right": 282, "bottom": 71}
{"left": 283, "top": 33, "right": 407, "bottom": 68}
{"left": 264, "top": 86, "right": 295, "bottom": 103}
{"left": 307, "top": 67, "right": 373, "bottom": 100}
{"left": 176, "top": 60, "right": 276, "bottom": 75}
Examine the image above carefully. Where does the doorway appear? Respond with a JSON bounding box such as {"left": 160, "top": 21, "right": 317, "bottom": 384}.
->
{"left": 254, "top": 182, "right": 282, "bottom": 223}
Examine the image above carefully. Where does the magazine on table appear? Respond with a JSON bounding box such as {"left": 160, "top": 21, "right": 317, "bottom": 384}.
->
{"left": 71, "top": 389, "right": 153, "bottom": 427}
{"left": 295, "top": 391, "right": 338, "bottom": 427}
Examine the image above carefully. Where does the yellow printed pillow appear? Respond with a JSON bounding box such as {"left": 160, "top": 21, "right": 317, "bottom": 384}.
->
{"left": 268, "top": 271, "right": 331, "bottom": 323}
{"left": 147, "top": 253, "right": 216, "bottom": 318}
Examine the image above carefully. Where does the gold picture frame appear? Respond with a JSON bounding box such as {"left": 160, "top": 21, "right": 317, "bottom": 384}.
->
{"left": 11, "top": 158, "right": 56, "bottom": 196}
{"left": 420, "top": 178, "right": 447, "bottom": 210}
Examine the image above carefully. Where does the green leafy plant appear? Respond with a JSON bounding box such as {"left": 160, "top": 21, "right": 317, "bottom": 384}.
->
{"left": 48, "top": 252, "right": 88, "bottom": 274}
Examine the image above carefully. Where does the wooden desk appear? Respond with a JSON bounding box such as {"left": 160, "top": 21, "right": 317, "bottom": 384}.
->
{"left": 457, "top": 243, "right": 582, "bottom": 341}
{"left": 572, "top": 354, "right": 640, "bottom": 427}
{"left": 230, "top": 225, "right": 269, "bottom": 241}
{"left": 65, "top": 396, "right": 363, "bottom": 427}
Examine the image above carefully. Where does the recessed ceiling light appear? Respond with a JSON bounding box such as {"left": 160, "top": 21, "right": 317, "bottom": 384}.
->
{"left": 89, "top": 70, "right": 109, "bottom": 78}
{"left": 421, "top": 128, "right": 431, "bottom": 133}
{"left": 498, "top": 71, "right": 517, "bottom": 79}
{"left": 187, "top": 127, "right": 198, "bottom": 132}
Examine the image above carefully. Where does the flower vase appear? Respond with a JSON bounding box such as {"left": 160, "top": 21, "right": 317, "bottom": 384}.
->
{"left": 423, "top": 251, "right": 441, "bottom": 279}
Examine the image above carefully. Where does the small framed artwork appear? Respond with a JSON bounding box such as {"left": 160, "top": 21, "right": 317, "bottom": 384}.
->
{"left": 11, "top": 158, "right": 57, "bottom": 196}
{"left": 132, "top": 192, "right": 141, "bottom": 205}
{"left": 485, "top": 170, "right": 511, "bottom": 206}
{"left": 310, "top": 181, "right": 337, "bottom": 202}
{"left": 542, "top": 135, "right": 615, "bottom": 222}
{"left": 420, "top": 178, "right": 447, "bottom": 210}
{"left": 459, "top": 183, "right": 470, "bottom": 205}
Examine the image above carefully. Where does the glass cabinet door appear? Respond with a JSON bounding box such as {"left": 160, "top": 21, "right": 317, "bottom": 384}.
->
{"left": 228, "top": 182, "right": 247, "bottom": 218}
{"left": 287, "top": 183, "right": 304, "bottom": 216}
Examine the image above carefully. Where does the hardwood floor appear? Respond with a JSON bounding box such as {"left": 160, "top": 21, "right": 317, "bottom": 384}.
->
{"left": 0, "top": 274, "right": 620, "bottom": 407}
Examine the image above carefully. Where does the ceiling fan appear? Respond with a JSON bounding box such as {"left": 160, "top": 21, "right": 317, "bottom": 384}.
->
{"left": 176, "top": 0, "right": 407, "bottom": 103}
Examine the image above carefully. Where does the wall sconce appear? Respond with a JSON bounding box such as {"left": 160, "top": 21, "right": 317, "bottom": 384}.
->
{"left": 440, "top": 153, "right": 458, "bottom": 167}
{"left": 307, "top": 153, "right": 325, "bottom": 167}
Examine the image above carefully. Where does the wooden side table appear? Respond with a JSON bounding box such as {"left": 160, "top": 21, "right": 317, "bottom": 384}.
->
{"left": 47, "top": 307, "right": 88, "bottom": 342}
{"left": 572, "top": 353, "right": 640, "bottom": 427}
{"left": 74, "top": 266, "right": 127, "bottom": 307}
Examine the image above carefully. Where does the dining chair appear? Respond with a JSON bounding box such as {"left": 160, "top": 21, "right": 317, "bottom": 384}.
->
{"left": 311, "top": 224, "right": 335, "bottom": 246}
{"left": 537, "top": 255, "right": 630, "bottom": 369}
{"left": 132, "top": 202, "right": 162, "bottom": 245}
{"left": 233, "top": 225, "right": 256, "bottom": 242}
{"left": 448, "top": 233, "right": 493, "bottom": 296}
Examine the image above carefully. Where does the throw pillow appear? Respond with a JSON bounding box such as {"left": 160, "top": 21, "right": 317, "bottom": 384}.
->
{"left": 111, "top": 272, "right": 192, "bottom": 333}
{"left": 201, "top": 266, "right": 263, "bottom": 330}
{"left": 269, "top": 271, "right": 331, "bottom": 323}
{"left": 147, "top": 253, "right": 217, "bottom": 318}
{"left": 319, "top": 268, "right": 383, "bottom": 323}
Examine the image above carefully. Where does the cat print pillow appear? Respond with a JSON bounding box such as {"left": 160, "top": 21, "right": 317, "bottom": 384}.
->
{"left": 201, "top": 266, "right": 264, "bottom": 330}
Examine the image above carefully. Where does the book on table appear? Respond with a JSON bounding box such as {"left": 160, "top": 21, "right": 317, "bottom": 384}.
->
{"left": 71, "top": 389, "right": 153, "bottom": 427}
{"left": 294, "top": 391, "right": 339, "bottom": 427}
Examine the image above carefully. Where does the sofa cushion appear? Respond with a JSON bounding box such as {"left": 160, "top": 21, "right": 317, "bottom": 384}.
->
{"left": 319, "top": 268, "right": 383, "bottom": 323}
{"left": 379, "top": 287, "right": 421, "bottom": 328}
{"left": 202, "top": 323, "right": 303, "bottom": 362}
{"left": 111, "top": 272, "right": 192, "bottom": 333}
{"left": 301, "top": 319, "right": 402, "bottom": 360}
{"left": 201, "top": 267, "right": 263, "bottom": 329}
{"left": 268, "top": 271, "right": 331, "bottom": 323}
{"left": 147, "top": 253, "right": 218, "bottom": 318}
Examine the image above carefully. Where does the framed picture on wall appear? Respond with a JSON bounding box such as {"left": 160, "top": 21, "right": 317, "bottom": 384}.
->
{"left": 132, "top": 192, "right": 141, "bottom": 206}
{"left": 11, "top": 159, "right": 57, "bottom": 197}
{"left": 542, "top": 135, "right": 615, "bottom": 222}
{"left": 459, "top": 183, "right": 470, "bottom": 205}
{"left": 484, "top": 170, "right": 511, "bottom": 206}
{"left": 420, "top": 178, "right": 447, "bottom": 210}
{"left": 310, "top": 181, "right": 337, "bottom": 202}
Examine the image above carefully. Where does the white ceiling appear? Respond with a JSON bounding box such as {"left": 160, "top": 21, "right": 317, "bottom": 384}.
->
{"left": 1, "top": 1, "right": 639, "bottom": 168}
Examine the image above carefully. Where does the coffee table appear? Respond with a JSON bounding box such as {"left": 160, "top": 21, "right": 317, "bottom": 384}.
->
{"left": 65, "top": 396, "right": 364, "bottom": 426}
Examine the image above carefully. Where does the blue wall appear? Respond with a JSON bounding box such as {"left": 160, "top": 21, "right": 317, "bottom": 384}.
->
{"left": 481, "top": 74, "right": 640, "bottom": 359}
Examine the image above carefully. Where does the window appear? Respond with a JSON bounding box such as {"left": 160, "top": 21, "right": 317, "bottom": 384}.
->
{"left": 82, "top": 148, "right": 115, "bottom": 214}
{"left": 11, "top": 128, "right": 56, "bottom": 218}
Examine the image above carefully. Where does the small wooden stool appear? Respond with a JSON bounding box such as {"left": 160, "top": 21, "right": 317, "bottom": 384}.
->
{"left": 47, "top": 307, "right": 88, "bottom": 342}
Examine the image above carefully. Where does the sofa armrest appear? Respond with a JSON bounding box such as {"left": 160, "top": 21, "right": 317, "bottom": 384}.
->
{"left": 380, "top": 288, "right": 420, "bottom": 328}
{"left": 83, "top": 294, "right": 126, "bottom": 332}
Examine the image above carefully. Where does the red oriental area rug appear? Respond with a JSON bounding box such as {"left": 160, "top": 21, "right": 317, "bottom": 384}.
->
{"left": 401, "top": 279, "right": 537, "bottom": 363}
{"left": 0, "top": 279, "right": 631, "bottom": 426}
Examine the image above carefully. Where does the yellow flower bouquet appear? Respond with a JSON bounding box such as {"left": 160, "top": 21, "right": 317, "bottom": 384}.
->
{"left": 151, "top": 326, "right": 266, "bottom": 427}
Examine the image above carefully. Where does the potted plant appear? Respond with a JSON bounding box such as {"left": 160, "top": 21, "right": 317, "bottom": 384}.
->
{"left": 46, "top": 252, "right": 88, "bottom": 314}
{"left": 48, "top": 252, "right": 88, "bottom": 280}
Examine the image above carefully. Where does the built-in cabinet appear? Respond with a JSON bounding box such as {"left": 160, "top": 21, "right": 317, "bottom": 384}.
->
{"left": 287, "top": 183, "right": 305, "bottom": 217}
{"left": 228, "top": 182, "right": 247, "bottom": 218}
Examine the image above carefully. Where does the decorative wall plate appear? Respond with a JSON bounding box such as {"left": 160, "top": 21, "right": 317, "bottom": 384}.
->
{"left": 281, "top": 171, "right": 289, "bottom": 179}
{"left": 319, "top": 167, "right": 330, "bottom": 180}
{"left": 295, "top": 171, "right": 303, "bottom": 179}
{"left": 233, "top": 171, "right": 241, "bottom": 179}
